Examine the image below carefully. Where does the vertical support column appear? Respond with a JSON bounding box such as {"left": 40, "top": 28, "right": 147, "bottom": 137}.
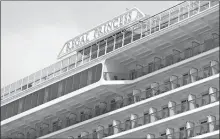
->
{"left": 81, "top": 131, "right": 89, "bottom": 138}
{"left": 133, "top": 89, "right": 141, "bottom": 102}
{"left": 207, "top": 115, "right": 216, "bottom": 132}
{"left": 189, "top": 68, "right": 198, "bottom": 82}
{"left": 209, "top": 87, "right": 218, "bottom": 102}
{"left": 130, "top": 114, "right": 138, "bottom": 128}
{"left": 170, "top": 75, "right": 178, "bottom": 89}
{"left": 168, "top": 101, "right": 176, "bottom": 116}
{"left": 151, "top": 82, "right": 159, "bottom": 96}
{"left": 188, "top": 94, "right": 196, "bottom": 110}
{"left": 97, "top": 42, "right": 100, "bottom": 58}
{"left": 211, "top": 60, "right": 219, "bottom": 75}
{"left": 146, "top": 134, "right": 155, "bottom": 139}
{"left": 149, "top": 107, "right": 157, "bottom": 122}
{"left": 96, "top": 125, "right": 104, "bottom": 139}
{"left": 104, "top": 39, "right": 107, "bottom": 55}
{"left": 113, "top": 120, "right": 121, "bottom": 134}
{"left": 186, "top": 121, "right": 194, "bottom": 138}
{"left": 122, "top": 31, "right": 125, "bottom": 46}
{"left": 113, "top": 35, "right": 116, "bottom": 51}
{"left": 166, "top": 128, "right": 174, "bottom": 139}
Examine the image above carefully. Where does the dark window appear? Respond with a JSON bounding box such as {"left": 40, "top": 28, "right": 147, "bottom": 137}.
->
{"left": 95, "top": 64, "right": 102, "bottom": 82}
{"left": 165, "top": 55, "right": 173, "bottom": 66}
{"left": 91, "top": 66, "right": 97, "bottom": 84}
{"left": 163, "top": 79, "right": 171, "bottom": 92}
{"left": 18, "top": 97, "right": 25, "bottom": 113}
{"left": 202, "top": 92, "right": 210, "bottom": 105}
{"left": 73, "top": 73, "right": 81, "bottom": 90}
{"left": 125, "top": 119, "right": 131, "bottom": 130}
{"left": 23, "top": 94, "right": 32, "bottom": 111}
{"left": 80, "top": 70, "right": 88, "bottom": 88}
{"left": 44, "top": 87, "right": 50, "bottom": 103}
{"left": 49, "top": 83, "right": 59, "bottom": 100}
{"left": 203, "top": 65, "right": 211, "bottom": 78}
{"left": 181, "top": 99, "right": 188, "bottom": 112}
{"left": 65, "top": 77, "right": 74, "bottom": 95}
{"left": 144, "top": 112, "right": 150, "bottom": 124}
{"left": 148, "top": 62, "right": 154, "bottom": 73}
{"left": 77, "top": 50, "right": 83, "bottom": 66}
{"left": 115, "top": 32, "right": 123, "bottom": 49}
{"left": 12, "top": 100, "right": 19, "bottom": 116}
{"left": 183, "top": 73, "right": 190, "bottom": 85}
{"left": 110, "top": 99, "right": 116, "bottom": 110}
{"left": 6, "top": 102, "right": 13, "bottom": 118}
{"left": 87, "top": 69, "right": 93, "bottom": 85}
{"left": 124, "top": 29, "right": 132, "bottom": 45}
{"left": 146, "top": 87, "right": 152, "bottom": 98}
{"left": 106, "top": 36, "right": 114, "bottom": 53}
{"left": 80, "top": 111, "right": 85, "bottom": 121}
{"left": 184, "top": 48, "right": 193, "bottom": 59}
{"left": 69, "top": 55, "right": 76, "bottom": 70}
{"left": 91, "top": 44, "right": 98, "bottom": 60}
{"left": 83, "top": 46, "right": 91, "bottom": 63}
{"left": 58, "top": 80, "right": 65, "bottom": 97}
{"left": 162, "top": 105, "right": 169, "bottom": 118}
{"left": 1, "top": 105, "right": 7, "bottom": 120}
{"left": 37, "top": 89, "right": 45, "bottom": 106}
{"left": 99, "top": 40, "right": 106, "bottom": 57}
{"left": 108, "top": 124, "right": 113, "bottom": 135}
{"left": 31, "top": 92, "right": 38, "bottom": 108}
{"left": 1, "top": 64, "right": 102, "bottom": 121}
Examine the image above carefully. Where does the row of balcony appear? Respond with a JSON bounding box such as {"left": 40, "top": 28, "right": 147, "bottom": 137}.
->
{"left": 5, "top": 88, "right": 219, "bottom": 139}
{"left": 2, "top": 60, "right": 219, "bottom": 138}
{"left": 70, "top": 90, "right": 219, "bottom": 139}
{"left": 104, "top": 34, "right": 219, "bottom": 80}
{"left": 157, "top": 119, "right": 219, "bottom": 139}
{"left": 1, "top": 1, "right": 219, "bottom": 100}
{"left": 1, "top": 33, "right": 218, "bottom": 121}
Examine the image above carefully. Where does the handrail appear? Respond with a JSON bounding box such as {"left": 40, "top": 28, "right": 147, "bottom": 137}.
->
{"left": 4, "top": 61, "right": 219, "bottom": 138}
{"left": 104, "top": 36, "right": 219, "bottom": 81}
{"left": 1, "top": 1, "right": 219, "bottom": 101}
{"left": 79, "top": 92, "right": 219, "bottom": 139}
{"left": 159, "top": 120, "right": 219, "bottom": 138}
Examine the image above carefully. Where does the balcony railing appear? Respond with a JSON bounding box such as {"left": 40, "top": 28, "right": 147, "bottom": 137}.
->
{"left": 1, "top": 1, "right": 219, "bottom": 101}
{"left": 159, "top": 120, "right": 219, "bottom": 139}
{"left": 104, "top": 36, "right": 219, "bottom": 81}
{"left": 3, "top": 62, "right": 219, "bottom": 138}
{"left": 78, "top": 92, "right": 219, "bottom": 139}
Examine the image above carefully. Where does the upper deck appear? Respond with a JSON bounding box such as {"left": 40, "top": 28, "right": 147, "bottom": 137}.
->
{"left": 1, "top": 1, "right": 219, "bottom": 103}
{"left": 1, "top": 1, "right": 219, "bottom": 137}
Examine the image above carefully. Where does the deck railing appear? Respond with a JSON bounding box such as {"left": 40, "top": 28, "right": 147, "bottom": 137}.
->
{"left": 159, "top": 120, "right": 219, "bottom": 139}
{"left": 3, "top": 61, "right": 219, "bottom": 138}
{"left": 1, "top": 1, "right": 219, "bottom": 101}
{"left": 104, "top": 36, "right": 219, "bottom": 81}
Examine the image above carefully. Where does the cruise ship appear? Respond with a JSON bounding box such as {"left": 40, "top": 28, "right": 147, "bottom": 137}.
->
{"left": 1, "top": 1, "right": 219, "bottom": 139}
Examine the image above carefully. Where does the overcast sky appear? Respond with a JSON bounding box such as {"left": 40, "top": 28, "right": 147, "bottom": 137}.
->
{"left": 1, "top": 1, "right": 182, "bottom": 87}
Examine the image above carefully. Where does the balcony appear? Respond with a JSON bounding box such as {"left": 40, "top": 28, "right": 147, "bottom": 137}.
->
{"left": 1, "top": 1, "right": 219, "bottom": 101}
{"left": 76, "top": 92, "right": 219, "bottom": 139}
{"left": 158, "top": 120, "right": 219, "bottom": 139}
{"left": 2, "top": 60, "right": 219, "bottom": 138}
{"left": 104, "top": 35, "right": 219, "bottom": 81}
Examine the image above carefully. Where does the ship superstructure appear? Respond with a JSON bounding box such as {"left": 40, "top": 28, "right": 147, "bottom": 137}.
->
{"left": 1, "top": 1, "right": 219, "bottom": 139}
